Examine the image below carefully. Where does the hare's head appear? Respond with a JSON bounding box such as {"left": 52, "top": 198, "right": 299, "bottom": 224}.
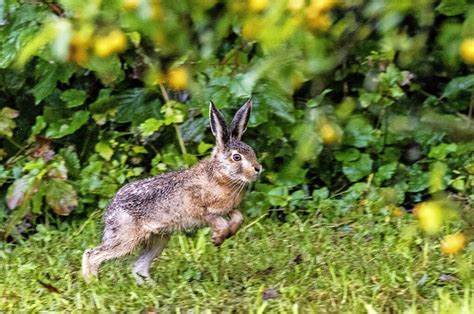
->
{"left": 209, "top": 99, "right": 262, "bottom": 183}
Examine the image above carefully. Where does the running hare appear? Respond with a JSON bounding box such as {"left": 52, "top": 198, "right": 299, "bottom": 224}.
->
{"left": 82, "top": 99, "right": 261, "bottom": 284}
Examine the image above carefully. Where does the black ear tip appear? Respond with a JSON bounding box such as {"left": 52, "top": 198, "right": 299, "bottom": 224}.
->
{"left": 209, "top": 101, "right": 218, "bottom": 114}
{"left": 247, "top": 98, "right": 253, "bottom": 106}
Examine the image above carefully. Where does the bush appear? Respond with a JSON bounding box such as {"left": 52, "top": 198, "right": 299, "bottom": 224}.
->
{"left": 0, "top": 0, "right": 473, "bottom": 238}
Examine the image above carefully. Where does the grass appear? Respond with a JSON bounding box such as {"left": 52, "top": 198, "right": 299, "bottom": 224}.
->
{"left": 0, "top": 212, "right": 473, "bottom": 312}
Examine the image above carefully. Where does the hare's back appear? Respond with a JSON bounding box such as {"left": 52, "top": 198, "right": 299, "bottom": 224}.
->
{"left": 106, "top": 170, "right": 189, "bottom": 217}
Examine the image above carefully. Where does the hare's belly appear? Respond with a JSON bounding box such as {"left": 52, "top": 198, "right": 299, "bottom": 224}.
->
{"left": 141, "top": 209, "right": 204, "bottom": 233}
{"left": 207, "top": 206, "right": 233, "bottom": 215}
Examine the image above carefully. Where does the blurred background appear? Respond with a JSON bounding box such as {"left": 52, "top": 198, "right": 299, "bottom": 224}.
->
{"left": 2, "top": 0, "right": 474, "bottom": 311}
{"left": 0, "top": 0, "right": 473, "bottom": 251}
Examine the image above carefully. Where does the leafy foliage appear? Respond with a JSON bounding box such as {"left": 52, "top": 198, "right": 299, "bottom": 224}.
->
{"left": 0, "top": 0, "right": 473, "bottom": 242}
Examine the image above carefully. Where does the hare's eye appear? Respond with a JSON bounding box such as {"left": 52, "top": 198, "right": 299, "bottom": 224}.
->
{"left": 232, "top": 153, "right": 242, "bottom": 161}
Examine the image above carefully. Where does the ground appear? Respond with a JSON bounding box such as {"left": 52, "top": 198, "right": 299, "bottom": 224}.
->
{"left": 1, "top": 212, "right": 473, "bottom": 312}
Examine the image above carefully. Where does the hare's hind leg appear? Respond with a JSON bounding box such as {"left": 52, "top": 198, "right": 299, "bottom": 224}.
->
{"left": 82, "top": 214, "right": 145, "bottom": 282}
{"left": 82, "top": 238, "right": 144, "bottom": 282}
{"left": 132, "top": 234, "right": 169, "bottom": 284}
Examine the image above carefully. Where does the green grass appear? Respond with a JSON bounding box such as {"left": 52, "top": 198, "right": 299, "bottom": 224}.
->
{"left": 1, "top": 213, "right": 473, "bottom": 312}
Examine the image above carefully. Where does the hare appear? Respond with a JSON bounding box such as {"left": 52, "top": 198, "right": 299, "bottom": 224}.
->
{"left": 82, "top": 99, "right": 261, "bottom": 284}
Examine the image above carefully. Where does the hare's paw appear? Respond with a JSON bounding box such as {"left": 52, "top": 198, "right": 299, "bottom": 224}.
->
{"left": 211, "top": 232, "right": 227, "bottom": 246}
{"left": 82, "top": 249, "right": 98, "bottom": 283}
{"left": 204, "top": 215, "right": 230, "bottom": 246}
{"left": 132, "top": 271, "right": 156, "bottom": 285}
{"left": 227, "top": 210, "right": 244, "bottom": 236}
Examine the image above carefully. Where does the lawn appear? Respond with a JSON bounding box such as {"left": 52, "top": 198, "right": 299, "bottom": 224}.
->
{"left": 1, "top": 212, "right": 472, "bottom": 312}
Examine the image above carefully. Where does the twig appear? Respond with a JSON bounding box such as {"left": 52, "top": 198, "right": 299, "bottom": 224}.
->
{"left": 469, "top": 89, "right": 473, "bottom": 119}
{"left": 240, "top": 213, "right": 268, "bottom": 233}
{"left": 173, "top": 124, "right": 187, "bottom": 155}
{"left": 6, "top": 137, "right": 22, "bottom": 149}
{"left": 159, "top": 84, "right": 187, "bottom": 155}
{"left": 159, "top": 83, "right": 170, "bottom": 102}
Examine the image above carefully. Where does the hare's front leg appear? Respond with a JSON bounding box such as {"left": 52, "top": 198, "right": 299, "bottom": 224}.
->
{"left": 132, "top": 234, "right": 169, "bottom": 285}
{"left": 204, "top": 215, "right": 230, "bottom": 246}
{"left": 227, "top": 210, "right": 244, "bottom": 236}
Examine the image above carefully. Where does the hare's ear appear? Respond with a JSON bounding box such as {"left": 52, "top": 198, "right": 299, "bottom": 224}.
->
{"left": 230, "top": 98, "right": 252, "bottom": 140}
{"left": 209, "top": 101, "right": 229, "bottom": 148}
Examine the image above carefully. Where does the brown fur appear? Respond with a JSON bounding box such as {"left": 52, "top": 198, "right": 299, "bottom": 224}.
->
{"left": 82, "top": 99, "right": 261, "bottom": 284}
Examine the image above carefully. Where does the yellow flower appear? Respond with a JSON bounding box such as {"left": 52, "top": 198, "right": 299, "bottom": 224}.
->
{"left": 320, "top": 122, "right": 340, "bottom": 144}
{"left": 94, "top": 30, "right": 128, "bottom": 58}
{"left": 167, "top": 67, "right": 189, "bottom": 90}
{"left": 94, "top": 38, "right": 113, "bottom": 58}
{"left": 108, "top": 30, "right": 128, "bottom": 53}
{"left": 305, "top": 0, "right": 340, "bottom": 30}
{"left": 392, "top": 207, "right": 404, "bottom": 218}
{"left": 122, "top": 0, "right": 139, "bottom": 11}
{"left": 248, "top": 0, "right": 269, "bottom": 13}
{"left": 309, "top": 0, "right": 340, "bottom": 12}
{"left": 460, "top": 38, "right": 474, "bottom": 65}
{"left": 441, "top": 233, "right": 467, "bottom": 255}
{"left": 305, "top": 11, "right": 331, "bottom": 31}
{"left": 287, "top": 0, "right": 305, "bottom": 12}
{"left": 414, "top": 201, "right": 444, "bottom": 234}
{"left": 69, "top": 33, "right": 90, "bottom": 65}
{"left": 241, "top": 18, "right": 261, "bottom": 41}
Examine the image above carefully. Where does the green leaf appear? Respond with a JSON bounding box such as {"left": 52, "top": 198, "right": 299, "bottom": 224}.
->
{"left": 359, "top": 92, "right": 381, "bottom": 108}
{"left": 312, "top": 187, "right": 329, "bottom": 201}
{"left": 342, "top": 153, "right": 373, "bottom": 182}
{"left": 60, "top": 89, "right": 87, "bottom": 108}
{"left": 95, "top": 142, "right": 114, "bottom": 161}
{"left": 45, "top": 179, "right": 78, "bottom": 216}
{"left": 429, "top": 161, "right": 447, "bottom": 193}
{"left": 436, "top": 0, "right": 467, "bottom": 16}
{"left": 131, "top": 146, "right": 148, "bottom": 154}
{"left": 264, "top": 96, "right": 295, "bottom": 123}
{"left": 45, "top": 111, "right": 90, "bottom": 139}
{"left": 182, "top": 153, "right": 198, "bottom": 166}
{"left": 115, "top": 89, "right": 161, "bottom": 125}
{"left": 278, "top": 163, "right": 308, "bottom": 186}
{"left": 180, "top": 117, "right": 208, "bottom": 143}
{"left": 428, "top": 143, "right": 457, "bottom": 160}
{"left": 0, "top": 116, "right": 16, "bottom": 137}
{"left": 86, "top": 54, "right": 125, "bottom": 85}
{"left": 374, "top": 162, "right": 398, "bottom": 184}
{"left": 451, "top": 177, "right": 465, "bottom": 191}
{"left": 161, "top": 101, "right": 186, "bottom": 125}
{"left": 344, "top": 116, "right": 373, "bottom": 148}
{"left": 31, "top": 185, "right": 45, "bottom": 214}
{"left": 139, "top": 118, "right": 164, "bottom": 137}
{"left": 32, "top": 62, "right": 74, "bottom": 104}
{"left": 1, "top": 107, "right": 19, "bottom": 119}
{"left": 306, "top": 89, "right": 332, "bottom": 108}
{"left": 442, "top": 75, "right": 474, "bottom": 99}
{"left": 89, "top": 89, "right": 115, "bottom": 113}
{"left": 59, "top": 147, "right": 81, "bottom": 178}
{"left": 407, "top": 165, "right": 429, "bottom": 193}
{"left": 31, "top": 116, "right": 47, "bottom": 135}
{"left": 197, "top": 142, "right": 214, "bottom": 154}
{"left": 335, "top": 148, "right": 360, "bottom": 162}
{"left": 268, "top": 186, "right": 289, "bottom": 207}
